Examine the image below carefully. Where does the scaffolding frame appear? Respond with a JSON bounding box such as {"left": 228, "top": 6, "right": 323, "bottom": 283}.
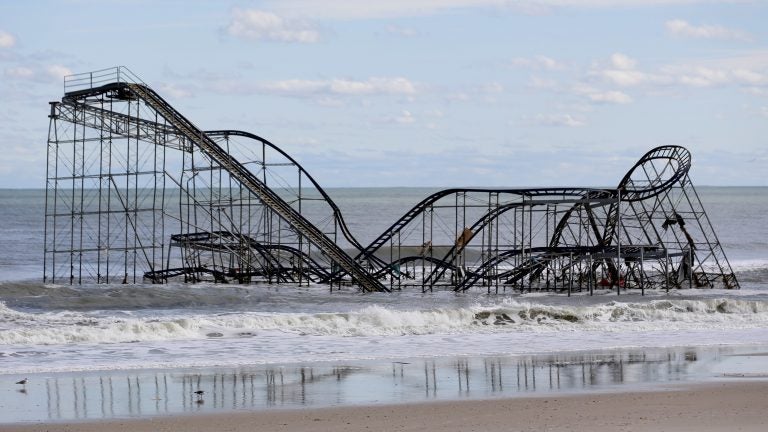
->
{"left": 44, "top": 67, "right": 738, "bottom": 293}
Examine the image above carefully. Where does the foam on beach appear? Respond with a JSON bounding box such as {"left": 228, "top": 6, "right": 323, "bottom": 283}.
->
{"left": 3, "top": 298, "right": 768, "bottom": 346}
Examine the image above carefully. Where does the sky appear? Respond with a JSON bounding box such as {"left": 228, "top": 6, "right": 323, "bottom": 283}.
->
{"left": 0, "top": 0, "right": 766, "bottom": 188}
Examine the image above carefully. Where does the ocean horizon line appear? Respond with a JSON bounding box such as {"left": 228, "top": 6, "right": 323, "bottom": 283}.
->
{"left": 2, "top": 184, "right": 767, "bottom": 191}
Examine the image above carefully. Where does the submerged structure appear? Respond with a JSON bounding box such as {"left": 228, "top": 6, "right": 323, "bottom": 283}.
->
{"left": 44, "top": 67, "right": 738, "bottom": 293}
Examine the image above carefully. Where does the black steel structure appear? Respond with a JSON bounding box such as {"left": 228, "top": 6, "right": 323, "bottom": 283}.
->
{"left": 44, "top": 67, "right": 738, "bottom": 293}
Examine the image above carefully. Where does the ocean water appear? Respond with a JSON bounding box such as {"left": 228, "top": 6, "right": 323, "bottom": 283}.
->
{"left": 1, "top": 187, "right": 768, "bottom": 376}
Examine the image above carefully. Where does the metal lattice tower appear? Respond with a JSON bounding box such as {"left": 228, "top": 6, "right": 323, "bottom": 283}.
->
{"left": 44, "top": 67, "right": 738, "bottom": 293}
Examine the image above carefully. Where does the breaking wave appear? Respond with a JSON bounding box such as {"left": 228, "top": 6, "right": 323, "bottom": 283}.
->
{"left": 3, "top": 298, "right": 768, "bottom": 346}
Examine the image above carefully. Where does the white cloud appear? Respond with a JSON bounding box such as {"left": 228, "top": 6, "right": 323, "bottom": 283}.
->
{"left": 572, "top": 84, "right": 633, "bottom": 104}
{"left": 761, "top": 107, "right": 768, "bottom": 118}
{"left": 334, "top": 77, "right": 417, "bottom": 94}
{"left": 665, "top": 19, "right": 751, "bottom": 41}
{"left": 747, "top": 87, "right": 768, "bottom": 97}
{"left": 265, "top": 0, "right": 509, "bottom": 19}
{"left": 540, "top": 52, "right": 768, "bottom": 107}
{"left": 510, "top": 55, "right": 563, "bottom": 70}
{"left": 46, "top": 65, "right": 72, "bottom": 81}
{"left": 439, "top": 82, "right": 504, "bottom": 104}
{"left": 704, "top": 50, "right": 768, "bottom": 71}
{"left": 0, "top": 30, "right": 15, "bottom": 48}
{"left": 481, "top": 82, "right": 504, "bottom": 93}
{"left": 4, "top": 65, "right": 76, "bottom": 83}
{"left": 731, "top": 69, "right": 768, "bottom": 86}
{"left": 660, "top": 64, "right": 763, "bottom": 88}
{"left": 4, "top": 67, "right": 34, "bottom": 79}
{"left": 597, "top": 69, "right": 660, "bottom": 87}
{"left": 598, "top": 64, "right": 739, "bottom": 89}
{"left": 256, "top": 77, "right": 418, "bottom": 97}
{"left": 590, "top": 53, "right": 766, "bottom": 90}
{"left": 528, "top": 76, "right": 558, "bottom": 90}
{"left": 395, "top": 110, "right": 415, "bottom": 124}
{"left": 314, "top": 97, "right": 345, "bottom": 107}
{"left": 227, "top": 9, "right": 320, "bottom": 43}
{"left": 675, "top": 67, "right": 730, "bottom": 87}
{"left": 261, "top": 1, "right": 741, "bottom": 20}
{"left": 385, "top": 25, "right": 419, "bottom": 37}
{"left": 610, "top": 53, "right": 636, "bottom": 70}
{"left": 587, "top": 90, "right": 633, "bottom": 104}
{"left": 446, "top": 92, "right": 470, "bottom": 102}
{"left": 259, "top": 79, "right": 325, "bottom": 94}
{"left": 591, "top": 53, "right": 673, "bottom": 87}
{"left": 529, "top": 113, "right": 585, "bottom": 127}
{"left": 158, "top": 83, "right": 193, "bottom": 99}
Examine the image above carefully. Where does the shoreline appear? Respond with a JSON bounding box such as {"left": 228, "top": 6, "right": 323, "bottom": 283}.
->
{"left": 4, "top": 380, "right": 768, "bottom": 432}
{"left": 2, "top": 345, "right": 768, "bottom": 425}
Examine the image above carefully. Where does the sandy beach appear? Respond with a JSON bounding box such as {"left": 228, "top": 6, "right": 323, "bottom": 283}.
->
{"left": 4, "top": 380, "right": 767, "bottom": 432}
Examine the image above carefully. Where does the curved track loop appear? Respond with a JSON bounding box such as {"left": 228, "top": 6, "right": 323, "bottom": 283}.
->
{"left": 548, "top": 146, "right": 691, "bottom": 252}
{"left": 542, "top": 146, "right": 692, "bottom": 285}
{"left": 617, "top": 146, "right": 691, "bottom": 202}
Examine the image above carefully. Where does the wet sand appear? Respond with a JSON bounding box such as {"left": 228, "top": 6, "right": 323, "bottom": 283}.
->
{"left": 0, "top": 347, "right": 738, "bottom": 423}
{"left": 3, "top": 347, "right": 768, "bottom": 429}
{"left": 5, "top": 380, "right": 768, "bottom": 432}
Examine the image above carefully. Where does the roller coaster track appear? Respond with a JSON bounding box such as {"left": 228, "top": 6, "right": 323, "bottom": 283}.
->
{"left": 420, "top": 189, "right": 614, "bottom": 288}
{"left": 205, "top": 130, "right": 388, "bottom": 271}
{"left": 350, "top": 186, "right": 622, "bottom": 290}
{"left": 172, "top": 231, "right": 293, "bottom": 284}
{"left": 353, "top": 188, "right": 465, "bottom": 267}
{"left": 369, "top": 256, "right": 462, "bottom": 279}
{"left": 46, "top": 104, "right": 377, "bottom": 269}
{"left": 420, "top": 201, "right": 518, "bottom": 287}
{"left": 64, "top": 82, "right": 387, "bottom": 292}
{"left": 617, "top": 146, "right": 692, "bottom": 202}
{"left": 45, "top": 67, "right": 739, "bottom": 292}
{"left": 453, "top": 246, "right": 606, "bottom": 291}
{"left": 543, "top": 147, "right": 693, "bottom": 282}
{"left": 144, "top": 231, "right": 332, "bottom": 283}
{"left": 357, "top": 187, "right": 614, "bottom": 266}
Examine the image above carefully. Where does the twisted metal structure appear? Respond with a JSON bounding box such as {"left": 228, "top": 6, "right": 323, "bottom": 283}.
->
{"left": 44, "top": 67, "right": 738, "bottom": 293}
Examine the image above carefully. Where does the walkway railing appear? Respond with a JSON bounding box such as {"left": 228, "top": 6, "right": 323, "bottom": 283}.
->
{"left": 63, "top": 66, "right": 145, "bottom": 93}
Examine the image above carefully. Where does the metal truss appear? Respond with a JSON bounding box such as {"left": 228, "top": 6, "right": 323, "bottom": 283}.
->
{"left": 44, "top": 67, "right": 738, "bottom": 293}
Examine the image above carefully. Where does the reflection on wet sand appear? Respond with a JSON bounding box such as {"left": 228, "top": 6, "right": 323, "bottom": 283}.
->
{"left": 0, "top": 347, "right": 736, "bottom": 423}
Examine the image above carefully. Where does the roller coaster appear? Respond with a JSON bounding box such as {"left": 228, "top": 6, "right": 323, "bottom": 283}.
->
{"left": 44, "top": 67, "right": 738, "bottom": 293}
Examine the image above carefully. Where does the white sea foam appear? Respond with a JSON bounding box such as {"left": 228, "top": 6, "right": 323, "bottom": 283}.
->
{"left": 729, "top": 259, "right": 768, "bottom": 271}
{"left": 4, "top": 298, "right": 768, "bottom": 346}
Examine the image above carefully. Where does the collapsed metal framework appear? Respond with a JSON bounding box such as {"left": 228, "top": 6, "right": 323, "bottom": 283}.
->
{"left": 44, "top": 67, "right": 738, "bottom": 293}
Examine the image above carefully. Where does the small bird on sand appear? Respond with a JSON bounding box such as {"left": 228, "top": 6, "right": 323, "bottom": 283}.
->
{"left": 194, "top": 390, "right": 205, "bottom": 404}
{"left": 16, "top": 378, "right": 28, "bottom": 386}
